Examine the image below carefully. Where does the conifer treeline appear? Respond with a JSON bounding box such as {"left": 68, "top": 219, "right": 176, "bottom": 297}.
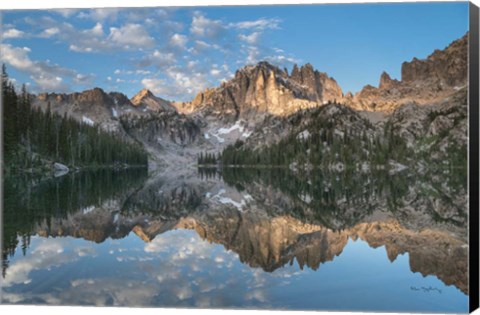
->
{"left": 197, "top": 151, "right": 220, "bottom": 165}
{"left": 2, "top": 65, "right": 148, "bottom": 173}
{"left": 218, "top": 111, "right": 411, "bottom": 168}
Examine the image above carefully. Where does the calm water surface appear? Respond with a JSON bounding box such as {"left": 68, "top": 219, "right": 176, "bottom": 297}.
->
{"left": 1, "top": 167, "right": 469, "bottom": 312}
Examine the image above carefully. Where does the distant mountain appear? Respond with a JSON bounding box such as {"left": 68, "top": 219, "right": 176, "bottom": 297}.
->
{"left": 33, "top": 88, "right": 138, "bottom": 134}
{"left": 32, "top": 87, "right": 204, "bottom": 168}
{"left": 131, "top": 88, "right": 176, "bottom": 112}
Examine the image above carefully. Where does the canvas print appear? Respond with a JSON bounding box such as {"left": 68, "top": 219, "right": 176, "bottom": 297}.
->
{"left": 1, "top": 1, "right": 478, "bottom": 313}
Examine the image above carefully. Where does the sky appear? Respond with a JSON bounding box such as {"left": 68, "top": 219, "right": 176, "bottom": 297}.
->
{"left": 1, "top": 2, "right": 469, "bottom": 101}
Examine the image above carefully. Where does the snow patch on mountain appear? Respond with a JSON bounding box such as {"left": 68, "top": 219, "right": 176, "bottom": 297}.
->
{"left": 205, "top": 120, "right": 253, "bottom": 145}
{"left": 297, "top": 130, "right": 311, "bottom": 140}
{"left": 82, "top": 116, "right": 94, "bottom": 126}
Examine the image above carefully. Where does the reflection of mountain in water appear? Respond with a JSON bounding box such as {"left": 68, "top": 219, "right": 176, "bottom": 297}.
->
{"left": 2, "top": 167, "right": 468, "bottom": 294}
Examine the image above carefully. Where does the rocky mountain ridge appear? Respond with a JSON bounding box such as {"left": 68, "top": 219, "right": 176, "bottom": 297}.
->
{"left": 131, "top": 88, "right": 175, "bottom": 112}
{"left": 173, "top": 61, "right": 343, "bottom": 119}
{"left": 33, "top": 32, "right": 467, "bottom": 122}
{"left": 348, "top": 33, "right": 468, "bottom": 111}
{"left": 29, "top": 33, "right": 468, "bottom": 170}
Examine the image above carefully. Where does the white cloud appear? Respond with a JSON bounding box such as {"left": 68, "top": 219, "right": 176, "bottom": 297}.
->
{"left": 265, "top": 54, "right": 301, "bottom": 65}
{"left": 140, "top": 50, "right": 175, "bottom": 69}
{"left": 108, "top": 23, "right": 154, "bottom": 48}
{"left": 2, "top": 9, "right": 296, "bottom": 99}
{"left": 194, "top": 40, "right": 212, "bottom": 50}
{"left": 151, "top": 50, "right": 175, "bottom": 65}
{"left": 170, "top": 33, "right": 188, "bottom": 48}
{"left": 238, "top": 32, "right": 261, "bottom": 45}
{"left": 141, "top": 66, "right": 212, "bottom": 100}
{"left": 35, "top": 21, "right": 149, "bottom": 53}
{"left": 78, "top": 8, "right": 120, "bottom": 21}
{"left": 2, "top": 28, "right": 25, "bottom": 39}
{"left": 210, "top": 69, "right": 221, "bottom": 76}
{"left": 40, "top": 27, "right": 60, "bottom": 38}
{"left": 245, "top": 46, "right": 260, "bottom": 65}
{"left": 24, "top": 16, "right": 56, "bottom": 28}
{"left": 187, "top": 60, "right": 199, "bottom": 69}
{"left": 190, "top": 12, "right": 224, "bottom": 38}
{"left": 91, "top": 22, "right": 104, "bottom": 37}
{"left": 166, "top": 67, "right": 211, "bottom": 96}
{"left": 141, "top": 78, "right": 167, "bottom": 95}
{"left": 30, "top": 75, "right": 64, "bottom": 90}
{"left": 1, "top": 43, "right": 89, "bottom": 92}
{"left": 69, "top": 45, "right": 93, "bottom": 53}
{"left": 51, "top": 9, "right": 80, "bottom": 18}
{"left": 2, "top": 44, "right": 38, "bottom": 71}
{"left": 62, "top": 22, "right": 107, "bottom": 53}
{"left": 74, "top": 73, "right": 95, "bottom": 84}
{"left": 230, "top": 18, "right": 282, "bottom": 30}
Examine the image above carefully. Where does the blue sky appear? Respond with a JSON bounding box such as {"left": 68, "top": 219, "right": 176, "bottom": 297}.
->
{"left": 1, "top": 2, "right": 469, "bottom": 101}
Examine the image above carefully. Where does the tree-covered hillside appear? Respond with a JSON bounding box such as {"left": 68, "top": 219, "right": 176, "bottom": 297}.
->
{"left": 218, "top": 104, "right": 412, "bottom": 170}
{"left": 2, "top": 65, "right": 148, "bottom": 174}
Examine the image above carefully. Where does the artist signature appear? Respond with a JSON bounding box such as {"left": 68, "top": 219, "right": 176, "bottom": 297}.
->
{"left": 410, "top": 286, "right": 442, "bottom": 294}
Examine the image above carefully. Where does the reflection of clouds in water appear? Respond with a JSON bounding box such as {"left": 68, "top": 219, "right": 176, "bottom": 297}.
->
{"left": 62, "top": 279, "right": 158, "bottom": 306}
{"left": 3, "top": 230, "right": 303, "bottom": 307}
{"left": 3, "top": 237, "right": 79, "bottom": 288}
{"left": 136, "top": 230, "right": 300, "bottom": 307}
{"left": 74, "top": 246, "right": 96, "bottom": 257}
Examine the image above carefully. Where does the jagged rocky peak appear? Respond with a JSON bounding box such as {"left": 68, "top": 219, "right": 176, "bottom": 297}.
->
{"left": 182, "top": 61, "right": 342, "bottom": 118}
{"left": 131, "top": 88, "right": 175, "bottom": 112}
{"left": 348, "top": 32, "right": 468, "bottom": 112}
{"left": 401, "top": 33, "right": 467, "bottom": 87}
{"left": 289, "top": 63, "right": 343, "bottom": 103}
{"left": 378, "top": 71, "right": 399, "bottom": 89}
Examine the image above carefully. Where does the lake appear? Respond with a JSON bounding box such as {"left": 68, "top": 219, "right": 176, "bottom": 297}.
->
{"left": 1, "top": 167, "right": 469, "bottom": 312}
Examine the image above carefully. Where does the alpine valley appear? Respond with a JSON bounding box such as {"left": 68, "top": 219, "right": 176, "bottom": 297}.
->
{"left": 24, "top": 32, "right": 467, "bottom": 173}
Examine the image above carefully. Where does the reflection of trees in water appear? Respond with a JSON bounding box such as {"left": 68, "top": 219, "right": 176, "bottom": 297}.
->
{"left": 199, "top": 166, "right": 467, "bottom": 231}
{"left": 197, "top": 167, "right": 220, "bottom": 180}
{"left": 2, "top": 168, "right": 148, "bottom": 277}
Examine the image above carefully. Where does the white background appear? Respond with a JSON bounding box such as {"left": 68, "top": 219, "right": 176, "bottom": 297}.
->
{"left": 1, "top": 0, "right": 479, "bottom": 315}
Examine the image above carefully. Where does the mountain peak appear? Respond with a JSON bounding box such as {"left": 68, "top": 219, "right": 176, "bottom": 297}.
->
{"left": 131, "top": 89, "right": 155, "bottom": 106}
{"left": 180, "top": 60, "right": 343, "bottom": 118}
{"left": 131, "top": 88, "right": 175, "bottom": 112}
{"left": 236, "top": 61, "right": 279, "bottom": 76}
{"left": 379, "top": 71, "right": 398, "bottom": 89}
